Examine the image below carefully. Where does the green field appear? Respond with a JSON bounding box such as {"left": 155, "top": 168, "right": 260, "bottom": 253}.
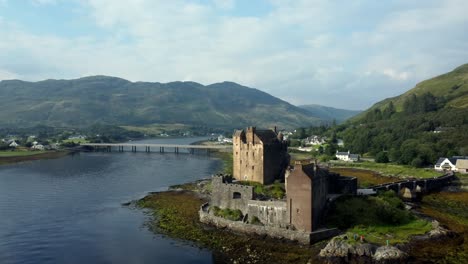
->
{"left": 326, "top": 192, "right": 432, "bottom": 245}
{"left": 0, "top": 150, "right": 47, "bottom": 157}
{"left": 331, "top": 161, "right": 442, "bottom": 178}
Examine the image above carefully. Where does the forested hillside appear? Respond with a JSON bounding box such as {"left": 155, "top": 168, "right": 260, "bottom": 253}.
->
{"left": 337, "top": 64, "right": 468, "bottom": 166}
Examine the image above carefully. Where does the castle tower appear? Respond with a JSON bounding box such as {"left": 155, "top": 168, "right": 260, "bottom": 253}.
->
{"left": 232, "top": 126, "right": 288, "bottom": 184}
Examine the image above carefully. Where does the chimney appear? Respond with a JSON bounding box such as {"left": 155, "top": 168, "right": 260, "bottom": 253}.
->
{"left": 274, "top": 126, "right": 277, "bottom": 134}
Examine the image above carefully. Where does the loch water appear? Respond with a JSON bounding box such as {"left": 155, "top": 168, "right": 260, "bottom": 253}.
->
{"left": 0, "top": 138, "right": 220, "bottom": 264}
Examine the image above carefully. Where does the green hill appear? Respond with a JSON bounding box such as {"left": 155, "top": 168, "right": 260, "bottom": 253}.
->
{"left": 337, "top": 64, "right": 468, "bottom": 166}
{"left": 0, "top": 76, "right": 319, "bottom": 129}
{"left": 298, "top": 104, "right": 361, "bottom": 123}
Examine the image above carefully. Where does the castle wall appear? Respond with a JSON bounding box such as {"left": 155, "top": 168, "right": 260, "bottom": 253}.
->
{"left": 210, "top": 176, "right": 254, "bottom": 212}
{"left": 246, "top": 200, "right": 288, "bottom": 228}
{"left": 311, "top": 168, "right": 329, "bottom": 230}
{"left": 199, "top": 203, "right": 340, "bottom": 245}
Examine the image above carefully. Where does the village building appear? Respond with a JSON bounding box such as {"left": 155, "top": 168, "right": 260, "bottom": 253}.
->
{"left": 9, "top": 141, "right": 19, "bottom": 148}
{"left": 304, "top": 135, "right": 327, "bottom": 145}
{"left": 336, "top": 150, "right": 360, "bottom": 162}
{"left": 31, "top": 144, "right": 45, "bottom": 150}
{"left": 233, "top": 127, "right": 289, "bottom": 184}
{"left": 456, "top": 159, "right": 468, "bottom": 174}
{"left": 434, "top": 156, "right": 468, "bottom": 172}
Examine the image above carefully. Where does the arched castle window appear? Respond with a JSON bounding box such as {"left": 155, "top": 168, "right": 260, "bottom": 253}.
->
{"left": 233, "top": 192, "right": 242, "bottom": 199}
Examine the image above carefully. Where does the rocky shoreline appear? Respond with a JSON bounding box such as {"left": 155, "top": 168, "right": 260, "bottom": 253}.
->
{"left": 318, "top": 220, "right": 456, "bottom": 263}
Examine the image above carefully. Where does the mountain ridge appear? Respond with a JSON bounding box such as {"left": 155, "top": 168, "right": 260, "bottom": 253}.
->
{"left": 298, "top": 104, "right": 361, "bottom": 123}
{"left": 0, "top": 76, "right": 320, "bottom": 129}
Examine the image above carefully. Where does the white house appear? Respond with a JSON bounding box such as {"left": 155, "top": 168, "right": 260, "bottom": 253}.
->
{"left": 336, "top": 150, "right": 360, "bottom": 162}
{"left": 9, "top": 141, "right": 19, "bottom": 148}
{"left": 434, "top": 156, "right": 468, "bottom": 172}
{"left": 304, "top": 135, "right": 327, "bottom": 145}
{"left": 31, "top": 144, "right": 45, "bottom": 150}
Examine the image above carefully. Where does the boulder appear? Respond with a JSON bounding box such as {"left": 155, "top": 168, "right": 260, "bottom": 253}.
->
{"left": 373, "top": 246, "right": 407, "bottom": 262}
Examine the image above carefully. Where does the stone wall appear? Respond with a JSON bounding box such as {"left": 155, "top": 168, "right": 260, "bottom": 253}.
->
{"left": 210, "top": 175, "right": 254, "bottom": 212}
{"left": 199, "top": 203, "right": 339, "bottom": 245}
{"left": 335, "top": 177, "right": 358, "bottom": 195}
{"left": 246, "top": 200, "right": 288, "bottom": 228}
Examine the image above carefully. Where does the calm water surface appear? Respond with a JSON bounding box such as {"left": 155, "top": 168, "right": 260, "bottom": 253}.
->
{"left": 0, "top": 137, "right": 220, "bottom": 264}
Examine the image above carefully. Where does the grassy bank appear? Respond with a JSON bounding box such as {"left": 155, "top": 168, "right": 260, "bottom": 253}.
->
{"left": 0, "top": 150, "right": 70, "bottom": 165}
{"left": 137, "top": 191, "right": 323, "bottom": 263}
{"left": 212, "top": 151, "right": 233, "bottom": 175}
{"left": 407, "top": 191, "right": 468, "bottom": 263}
{"left": 330, "top": 168, "right": 399, "bottom": 188}
{"left": 0, "top": 150, "right": 47, "bottom": 157}
{"left": 326, "top": 191, "right": 432, "bottom": 245}
{"left": 331, "top": 161, "right": 442, "bottom": 179}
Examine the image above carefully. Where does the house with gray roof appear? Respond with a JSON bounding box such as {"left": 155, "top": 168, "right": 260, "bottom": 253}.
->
{"left": 336, "top": 150, "right": 360, "bottom": 162}
{"left": 435, "top": 156, "right": 468, "bottom": 172}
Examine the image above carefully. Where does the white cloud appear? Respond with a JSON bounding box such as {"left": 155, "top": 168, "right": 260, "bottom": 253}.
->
{"left": 31, "top": 0, "right": 57, "bottom": 5}
{"left": 212, "top": 0, "right": 235, "bottom": 10}
{"left": 0, "top": 0, "right": 467, "bottom": 109}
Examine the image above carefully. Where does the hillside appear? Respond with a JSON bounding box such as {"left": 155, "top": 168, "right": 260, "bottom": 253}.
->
{"left": 337, "top": 64, "right": 468, "bottom": 166}
{"left": 0, "top": 76, "right": 319, "bottom": 129}
{"left": 354, "top": 63, "right": 468, "bottom": 120}
{"left": 298, "top": 104, "right": 361, "bottom": 123}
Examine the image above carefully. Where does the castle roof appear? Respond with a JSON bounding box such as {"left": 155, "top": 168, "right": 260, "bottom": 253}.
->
{"left": 254, "top": 129, "right": 279, "bottom": 144}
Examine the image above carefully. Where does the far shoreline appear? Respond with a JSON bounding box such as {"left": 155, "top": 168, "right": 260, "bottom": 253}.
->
{"left": 0, "top": 150, "right": 72, "bottom": 166}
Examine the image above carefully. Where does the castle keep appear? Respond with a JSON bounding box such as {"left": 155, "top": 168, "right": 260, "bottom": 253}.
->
{"left": 233, "top": 127, "right": 289, "bottom": 184}
{"left": 200, "top": 127, "right": 358, "bottom": 244}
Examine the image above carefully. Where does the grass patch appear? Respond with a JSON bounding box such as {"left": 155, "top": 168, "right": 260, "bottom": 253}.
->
{"left": 331, "top": 161, "right": 442, "bottom": 178}
{"left": 326, "top": 191, "right": 431, "bottom": 245}
{"left": 330, "top": 167, "right": 398, "bottom": 188}
{"left": 137, "top": 191, "right": 323, "bottom": 263}
{"left": 237, "top": 181, "right": 286, "bottom": 199}
{"left": 212, "top": 206, "right": 243, "bottom": 221}
{"left": 211, "top": 151, "right": 233, "bottom": 175}
{"left": 0, "top": 150, "right": 69, "bottom": 165}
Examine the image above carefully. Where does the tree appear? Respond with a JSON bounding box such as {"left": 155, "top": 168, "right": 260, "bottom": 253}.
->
{"left": 375, "top": 152, "right": 389, "bottom": 163}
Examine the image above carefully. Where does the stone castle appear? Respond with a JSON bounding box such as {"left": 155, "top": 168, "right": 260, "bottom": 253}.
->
{"left": 199, "top": 127, "right": 358, "bottom": 244}
{"left": 233, "top": 126, "right": 289, "bottom": 184}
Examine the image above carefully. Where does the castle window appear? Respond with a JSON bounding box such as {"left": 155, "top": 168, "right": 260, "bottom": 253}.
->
{"left": 233, "top": 192, "right": 241, "bottom": 199}
{"left": 252, "top": 166, "right": 255, "bottom": 170}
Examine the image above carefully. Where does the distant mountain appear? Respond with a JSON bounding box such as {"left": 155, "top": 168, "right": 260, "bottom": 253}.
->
{"left": 0, "top": 76, "right": 320, "bottom": 129}
{"left": 298, "top": 104, "right": 361, "bottom": 123}
{"left": 338, "top": 63, "right": 468, "bottom": 166}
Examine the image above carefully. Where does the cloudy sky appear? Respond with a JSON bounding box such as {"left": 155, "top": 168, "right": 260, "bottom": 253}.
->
{"left": 1, "top": 0, "right": 467, "bottom": 109}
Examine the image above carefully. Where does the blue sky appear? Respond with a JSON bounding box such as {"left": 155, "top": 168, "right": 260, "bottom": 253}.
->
{"left": 1, "top": 0, "right": 467, "bottom": 110}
